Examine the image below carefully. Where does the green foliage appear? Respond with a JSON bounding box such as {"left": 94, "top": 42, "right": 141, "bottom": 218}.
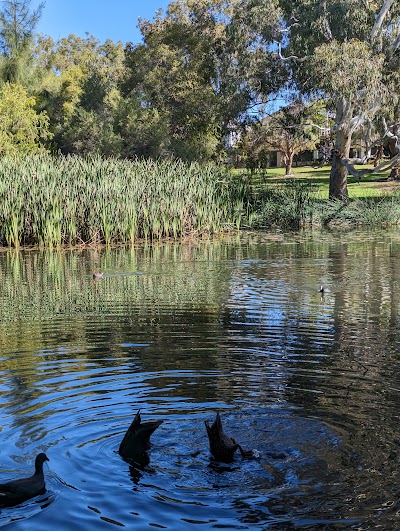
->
{"left": 280, "top": 0, "right": 376, "bottom": 57}
{"left": 0, "top": 154, "right": 251, "bottom": 247}
{"left": 123, "top": 32, "right": 221, "bottom": 159}
{"left": 0, "top": 0, "right": 44, "bottom": 85}
{"left": 308, "top": 40, "right": 384, "bottom": 104}
{"left": 250, "top": 180, "right": 317, "bottom": 229}
{"left": 0, "top": 0, "right": 44, "bottom": 54}
{"left": 0, "top": 82, "right": 52, "bottom": 154}
{"left": 113, "top": 95, "right": 171, "bottom": 158}
{"left": 278, "top": 0, "right": 398, "bottom": 199}
{"left": 319, "top": 195, "right": 400, "bottom": 226}
{"left": 61, "top": 108, "right": 122, "bottom": 156}
{"left": 121, "top": 0, "right": 283, "bottom": 160}
{"left": 242, "top": 100, "right": 327, "bottom": 174}
{"left": 37, "top": 34, "right": 126, "bottom": 156}
{"left": 0, "top": 0, "right": 397, "bottom": 184}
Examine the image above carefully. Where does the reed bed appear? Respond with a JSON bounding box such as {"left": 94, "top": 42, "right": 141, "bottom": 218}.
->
{"left": 250, "top": 180, "right": 400, "bottom": 229}
{"left": 0, "top": 154, "right": 250, "bottom": 247}
{"left": 250, "top": 180, "right": 317, "bottom": 229}
{"left": 317, "top": 194, "right": 400, "bottom": 226}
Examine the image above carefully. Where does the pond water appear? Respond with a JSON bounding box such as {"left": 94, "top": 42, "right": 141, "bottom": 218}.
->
{"left": 1, "top": 230, "right": 400, "bottom": 529}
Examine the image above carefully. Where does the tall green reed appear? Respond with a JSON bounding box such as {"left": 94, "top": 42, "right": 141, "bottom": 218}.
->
{"left": 0, "top": 154, "right": 250, "bottom": 247}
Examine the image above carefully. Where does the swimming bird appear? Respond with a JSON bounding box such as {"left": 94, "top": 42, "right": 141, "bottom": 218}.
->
{"left": 93, "top": 270, "right": 104, "bottom": 280}
{"left": 205, "top": 412, "right": 252, "bottom": 463}
{"left": 319, "top": 285, "right": 330, "bottom": 294}
{"left": 0, "top": 453, "right": 49, "bottom": 507}
{"left": 118, "top": 411, "right": 163, "bottom": 465}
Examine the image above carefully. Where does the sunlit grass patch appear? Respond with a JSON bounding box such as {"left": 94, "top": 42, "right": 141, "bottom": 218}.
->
{"left": 235, "top": 164, "right": 400, "bottom": 200}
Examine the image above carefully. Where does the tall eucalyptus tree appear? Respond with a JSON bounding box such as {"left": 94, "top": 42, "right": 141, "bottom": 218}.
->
{"left": 278, "top": 0, "right": 400, "bottom": 199}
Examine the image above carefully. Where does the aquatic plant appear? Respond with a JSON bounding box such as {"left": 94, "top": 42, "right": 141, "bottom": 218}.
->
{"left": 318, "top": 193, "right": 400, "bottom": 226}
{"left": 249, "top": 179, "right": 400, "bottom": 229}
{"left": 0, "top": 154, "right": 250, "bottom": 247}
{"left": 250, "top": 180, "right": 317, "bottom": 229}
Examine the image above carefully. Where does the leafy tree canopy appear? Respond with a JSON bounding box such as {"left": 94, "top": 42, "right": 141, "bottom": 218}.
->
{"left": 277, "top": 0, "right": 400, "bottom": 198}
{"left": 242, "top": 99, "right": 327, "bottom": 174}
{"left": 122, "top": 0, "right": 286, "bottom": 160}
{"left": 0, "top": 82, "right": 52, "bottom": 154}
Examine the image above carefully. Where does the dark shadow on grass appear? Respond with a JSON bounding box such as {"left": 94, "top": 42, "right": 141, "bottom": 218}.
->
{"left": 354, "top": 176, "right": 392, "bottom": 183}
{"left": 265, "top": 177, "right": 329, "bottom": 187}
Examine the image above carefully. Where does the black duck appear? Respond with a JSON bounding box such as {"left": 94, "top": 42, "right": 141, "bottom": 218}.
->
{"left": 0, "top": 453, "right": 49, "bottom": 507}
{"left": 118, "top": 411, "right": 163, "bottom": 465}
{"left": 205, "top": 412, "right": 251, "bottom": 463}
{"left": 319, "top": 285, "right": 330, "bottom": 294}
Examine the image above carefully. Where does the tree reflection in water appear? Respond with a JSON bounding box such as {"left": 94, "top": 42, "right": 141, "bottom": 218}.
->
{"left": 0, "top": 231, "right": 400, "bottom": 528}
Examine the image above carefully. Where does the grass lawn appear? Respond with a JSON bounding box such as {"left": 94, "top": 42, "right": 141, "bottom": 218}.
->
{"left": 239, "top": 165, "right": 400, "bottom": 199}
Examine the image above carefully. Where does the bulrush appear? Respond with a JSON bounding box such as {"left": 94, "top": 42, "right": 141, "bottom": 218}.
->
{"left": 0, "top": 153, "right": 249, "bottom": 247}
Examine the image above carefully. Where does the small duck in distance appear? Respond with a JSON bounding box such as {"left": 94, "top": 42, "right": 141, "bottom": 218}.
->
{"left": 118, "top": 411, "right": 163, "bottom": 466}
{"left": 0, "top": 453, "right": 49, "bottom": 507}
{"left": 319, "top": 285, "right": 330, "bottom": 294}
{"left": 93, "top": 270, "right": 104, "bottom": 280}
{"left": 205, "top": 412, "right": 252, "bottom": 463}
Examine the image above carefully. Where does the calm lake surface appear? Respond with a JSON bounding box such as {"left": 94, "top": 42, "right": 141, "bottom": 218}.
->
{"left": 1, "top": 230, "right": 400, "bottom": 529}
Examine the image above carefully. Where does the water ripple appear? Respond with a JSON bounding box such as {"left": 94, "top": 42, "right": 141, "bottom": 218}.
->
{"left": 0, "top": 234, "right": 400, "bottom": 528}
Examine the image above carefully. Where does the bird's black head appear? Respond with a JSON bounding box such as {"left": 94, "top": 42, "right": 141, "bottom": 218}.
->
{"left": 36, "top": 453, "right": 49, "bottom": 465}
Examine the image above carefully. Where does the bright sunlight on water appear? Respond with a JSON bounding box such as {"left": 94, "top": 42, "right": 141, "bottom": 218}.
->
{"left": 1, "top": 230, "right": 400, "bottom": 529}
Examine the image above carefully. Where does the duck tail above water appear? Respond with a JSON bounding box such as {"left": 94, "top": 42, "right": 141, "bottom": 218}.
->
{"left": 118, "top": 411, "right": 163, "bottom": 459}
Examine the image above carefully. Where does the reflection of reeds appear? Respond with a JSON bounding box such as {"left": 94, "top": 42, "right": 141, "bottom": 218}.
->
{"left": 0, "top": 154, "right": 250, "bottom": 247}
{"left": 0, "top": 241, "right": 238, "bottom": 365}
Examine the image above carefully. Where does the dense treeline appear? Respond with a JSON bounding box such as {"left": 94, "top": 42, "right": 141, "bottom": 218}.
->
{"left": 1, "top": 0, "right": 400, "bottom": 200}
{"left": 0, "top": 0, "right": 283, "bottom": 162}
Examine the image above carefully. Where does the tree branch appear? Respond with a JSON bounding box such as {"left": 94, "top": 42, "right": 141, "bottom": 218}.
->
{"left": 320, "top": 0, "right": 333, "bottom": 41}
{"left": 391, "top": 32, "right": 400, "bottom": 51}
{"left": 275, "top": 42, "right": 309, "bottom": 63}
{"left": 277, "top": 17, "right": 300, "bottom": 34}
{"left": 371, "top": 152, "right": 400, "bottom": 172}
{"left": 371, "top": 0, "right": 396, "bottom": 40}
{"left": 340, "top": 152, "right": 400, "bottom": 180}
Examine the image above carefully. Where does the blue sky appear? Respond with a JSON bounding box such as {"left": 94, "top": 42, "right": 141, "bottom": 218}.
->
{"left": 33, "top": 0, "right": 170, "bottom": 44}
